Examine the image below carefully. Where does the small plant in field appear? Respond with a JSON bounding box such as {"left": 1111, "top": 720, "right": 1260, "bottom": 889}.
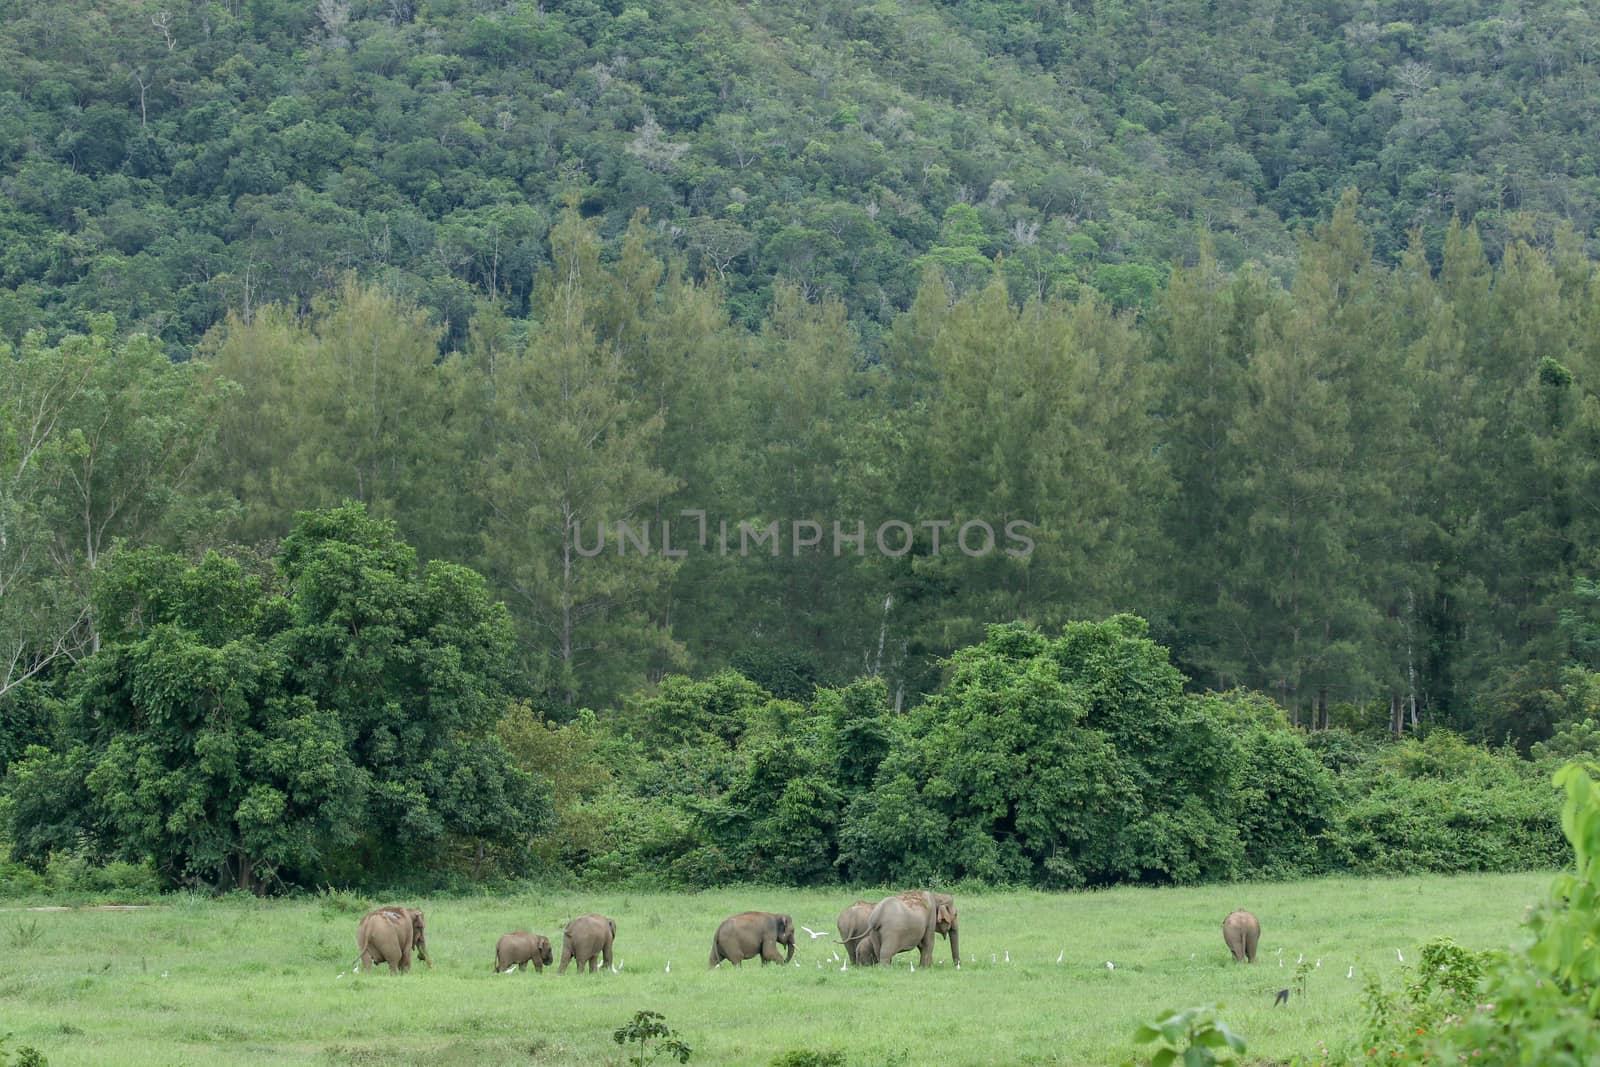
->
{"left": 771, "top": 1051, "right": 846, "bottom": 1067}
{"left": 1292, "top": 958, "right": 1312, "bottom": 1000}
{"left": 1124, "top": 1004, "right": 1245, "bottom": 1066}
{"left": 8, "top": 919, "right": 42, "bottom": 949}
{"left": 0, "top": 1033, "right": 47, "bottom": 1067}
{"left": 314, "top": 885, "right": 369, "bottom": 917}
{"left": 613, "top": 1010, "right": 691, "bottom": 1066}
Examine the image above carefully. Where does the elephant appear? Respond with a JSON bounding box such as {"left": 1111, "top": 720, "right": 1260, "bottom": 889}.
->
{"left": 355, "top": 906, "right": 431, "bottom": 974}
{"left": 855, "top": 891, "right": 959, "bottom": 968}
{"left": 709, "top": 911, "right": 795, "bottom": 967}
{"left": 494, "top": 931, "right": 553, "bottom": 973}
{"left": 559, "top": 914, "right": 616, "bottom": 973}
{"left": 1223, "top": 909, "right": 1260, "bottom": 963}
{"left": 835, "top": 900, "right": 873, "bottom": 958}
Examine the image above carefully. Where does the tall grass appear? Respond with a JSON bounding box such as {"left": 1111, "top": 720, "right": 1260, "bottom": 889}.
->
{"left": 0, "top": 872, "right": 1549, "bottom": 1065}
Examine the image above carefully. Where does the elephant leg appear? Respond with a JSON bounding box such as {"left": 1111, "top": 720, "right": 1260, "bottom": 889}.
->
{"left": 761, "top": 938, "right": 781, "bottom": 964}
{"left": 919, "top": 934, "right": 934, "bottom": 967}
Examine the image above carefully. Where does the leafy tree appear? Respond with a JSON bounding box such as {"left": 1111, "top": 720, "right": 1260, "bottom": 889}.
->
{"left": 477, "top": 204, "right": 681, "bottom": 708}
{"left": 842, "top": 617, "right": 1271, "bottom": 888}
{"left": 5, "top": 504, "right": 550, "bottom": 890}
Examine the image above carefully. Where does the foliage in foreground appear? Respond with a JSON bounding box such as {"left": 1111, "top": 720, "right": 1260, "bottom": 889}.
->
{"left": 1356, "top": 762, "right": 1600, "bottom": 1065}
{"left": 614, "top": 1011, "right": 691, "bottom": 1067}
{"left": 1125, "top": 1005, "right": 1245, "bottom": 1067}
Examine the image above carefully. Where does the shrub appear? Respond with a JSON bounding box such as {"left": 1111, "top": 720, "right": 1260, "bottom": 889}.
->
{"left": 770, "top": 1052, "right": 846, "bottom": 1067}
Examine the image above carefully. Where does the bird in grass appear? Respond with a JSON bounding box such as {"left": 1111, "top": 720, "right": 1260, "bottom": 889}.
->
{"left": 1057, "top": 950, "right": 1064, "bottom": 964}
{"left": 665, "top": 961, "right": 671, "bottom": 974}
{"left": 1297, "top": 953, "right": 1304, "bottom": 964}
{"left": 1316, "top": 959, "right": 1322, "bottom": 968}
{"left": 1397, "top": 949, "right": 1405, "bottom": 963}
{"left": 830, "top": 950, "right": 839, "bottom": 962}
{"left": 1004, "top": 950, "right": 1011, "bottom": 963}
{"left": 502, "top": 965, "right": 516, "bottom": 974}
{"left": 800, "top": 926, "right": 830, "bottom": 940}
{"left": 1347, "top": 966, "right": 1354, "bottom": 979}
{"left": 1106, "top": 961, "right": 1115, "bottom": 970}
{"left": 840, "top": 958, "right": 848, "bottom": 972}
{"left": 1274, "top": 989, "right": 1289, "bottom": 1006}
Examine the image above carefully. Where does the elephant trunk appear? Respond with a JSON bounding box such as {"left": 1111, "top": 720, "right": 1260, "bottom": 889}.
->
{"left": 782, "top": 936, "right": 794, "bottom": 964}
{"left": 948, "top": 923, "right": 960, "bottom": 967}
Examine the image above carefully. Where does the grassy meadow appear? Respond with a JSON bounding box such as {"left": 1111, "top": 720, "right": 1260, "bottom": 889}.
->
{"left": 0, "top": 872, "right": 1552, "bottom": 1066}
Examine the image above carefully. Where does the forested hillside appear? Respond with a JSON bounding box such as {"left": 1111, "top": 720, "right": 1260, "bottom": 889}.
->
{"left": 5, "top": 1, "right": 1600, "bottom": 893}
{"left": 1, "top": 0, "right": 1596, "bottom": 349}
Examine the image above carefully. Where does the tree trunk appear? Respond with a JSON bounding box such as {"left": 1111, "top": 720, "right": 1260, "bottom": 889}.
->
{"left": 1389, "top": 692, "right": 1404, "bottom": 738}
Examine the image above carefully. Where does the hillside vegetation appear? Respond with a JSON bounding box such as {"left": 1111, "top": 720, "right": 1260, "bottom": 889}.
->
{"left": 1, "top": 0, "right": 1596, "bottom": 349}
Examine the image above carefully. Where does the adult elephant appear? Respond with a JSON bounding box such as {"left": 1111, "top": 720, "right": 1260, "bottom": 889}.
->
{"left": 559, "top": 914, "right": 616, "bottom": 974}
{"left": 858, "top": 891, "right": 959, "bottom": 968}
{"left": 494, "top": 932, "right": 554, "bottom": 973}
{"left": 709, "top": 911, "right": 795, "bottom": 967}
{"left": 1222, "top": 909, "right": 1260, "bottom": 963}
{"left": 355, "top": 906, "right": 431, "bottom": 974}
{"left": 835, "top": 900, "right": 873, "bottom": 958}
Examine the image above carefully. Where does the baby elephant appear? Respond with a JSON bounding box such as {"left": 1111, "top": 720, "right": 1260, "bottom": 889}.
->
{"left": 494, "top": 931, "right": 553, "bottom": 973}
{"left": 1223, "top": 909, "right": 1260, "bottom": 963}
{"left": 559, "top": 914, "right": 616, "bottom": 974}
{"left": 710, "top": 911, "right": 795, "bottom": 967}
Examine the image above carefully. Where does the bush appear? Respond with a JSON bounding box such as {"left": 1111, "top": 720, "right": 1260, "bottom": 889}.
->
{"left": 1328, "top": 738, "right": 1566, "bottom": 875}
{"left": 771, "top": 1052, "right": 846, "bottom": 1067}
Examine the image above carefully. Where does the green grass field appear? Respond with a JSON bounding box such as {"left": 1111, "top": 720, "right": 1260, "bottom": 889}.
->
{"left": 0, "top": 872, "right": 1552, "bottom": 1066}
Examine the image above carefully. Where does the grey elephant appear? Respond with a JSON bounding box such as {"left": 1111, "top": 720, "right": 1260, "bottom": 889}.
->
{"left": 855, "top": 891, "right": 959, "bottom": 968}
{"left": 709, "top": 911, "right": 796, "bottom": 967}
{"left": 835, "top": 900, "right": 873, "bottom": 955}
{"left": 494, "top": 931, "right": 554, "bottom": 973}
{"left": 559, "top": 913, "right": 616, "bottom": 973}
{"left": 355, "top": 906, "right": 431, "bottom": 974}
{"left": 1223, "top": 909, "right": 1260, "bottom": 963}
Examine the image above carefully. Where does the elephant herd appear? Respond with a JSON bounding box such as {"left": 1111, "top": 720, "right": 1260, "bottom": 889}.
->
{"left": 352, "top": 906, "right": 614, "bottom": 975}
{"left": 352, "top": 898, "right": 1259, "bottom": 975}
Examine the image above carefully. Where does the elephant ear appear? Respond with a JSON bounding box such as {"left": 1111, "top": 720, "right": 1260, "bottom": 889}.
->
{"left": 936, "top": 903, "right": 955, "bottom": 931}
{"left": 777, "top": 915, "right": 792, "bottom": 936}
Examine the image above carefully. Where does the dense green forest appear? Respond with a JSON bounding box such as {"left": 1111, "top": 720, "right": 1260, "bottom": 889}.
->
{"left": 2, "top": 0, "right": 1596, "bottom": 349}
{"left": 4, "top": 0, "right": 1600, "bottom": 892}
